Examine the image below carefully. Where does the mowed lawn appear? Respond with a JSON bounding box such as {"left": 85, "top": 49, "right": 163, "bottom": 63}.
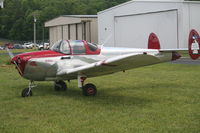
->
{"left": 0, "top": 51, "right": 200, "bottom": 133}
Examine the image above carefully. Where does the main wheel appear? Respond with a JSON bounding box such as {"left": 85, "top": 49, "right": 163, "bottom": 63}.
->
{"left": 21, "top": 88, "right": 32, "bottom": 97}
{"left": 54, "top": 80, "right": 67, "bottom": 91}
{"left": 82, "top": 83, "right": 97, "bottom": 96}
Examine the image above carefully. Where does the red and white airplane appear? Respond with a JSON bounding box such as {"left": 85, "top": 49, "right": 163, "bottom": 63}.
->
{"left": 7, "top": 33, "right": 193, "bottom": 97}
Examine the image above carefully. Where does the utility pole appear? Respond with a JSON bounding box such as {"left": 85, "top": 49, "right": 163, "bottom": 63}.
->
{"left": 33, "top": 14, "right": 37, "bottom": 46}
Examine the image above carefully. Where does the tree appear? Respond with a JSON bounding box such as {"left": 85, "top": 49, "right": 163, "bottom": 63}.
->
{"left": 0, "top": 0, "right": 129, "bottom": 41}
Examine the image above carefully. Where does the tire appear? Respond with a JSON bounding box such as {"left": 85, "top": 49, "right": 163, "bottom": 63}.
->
{"left": 54, "top": 81, "right": 67, "bottom": 91}
{"left": 82, "top": 83, "right": 97, "bottom": 96}
{"left": 21, "top": 88, "right": 32, "bottom": 97}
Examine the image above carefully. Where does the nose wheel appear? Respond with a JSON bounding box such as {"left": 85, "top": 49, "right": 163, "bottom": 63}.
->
{"left": 21, "top": 81, "right": 35, "bottom": 97}
{"left": 22, "top": 88, "right": 33, "bottom": 97}
{"left": 54, "top": 80, "right": 67, "bottom": 91}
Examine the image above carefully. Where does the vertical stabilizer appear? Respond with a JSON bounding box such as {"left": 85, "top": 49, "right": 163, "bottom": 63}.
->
{"left": 148, "top": 33, "right": 161, "bottom": 49}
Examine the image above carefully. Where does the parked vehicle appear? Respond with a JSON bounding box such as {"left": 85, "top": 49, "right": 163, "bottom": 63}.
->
{"left": 22, "top": 42, "right": 33, "bottom": 49}
{"left": 4, "top": 43, "right": 14, "bottom": 49}
{"left": 13, "top": 44, "right": 24, "bottom": 49}
{"left": 0, "top": 46, "right": 5, "bottom": 50}
{"left": 38, "top": 42, "right": 50, "bottom": 50}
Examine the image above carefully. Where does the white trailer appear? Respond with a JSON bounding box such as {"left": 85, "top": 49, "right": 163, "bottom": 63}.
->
{"left": 98, "top": 0, "right": 200, "bottom": 49}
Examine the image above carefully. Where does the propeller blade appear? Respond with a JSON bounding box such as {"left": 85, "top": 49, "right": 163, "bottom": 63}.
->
{"left": 101, "top": 34, "right": 112, "bottom": 47}
{"left": 5, "top": 47, "right": 23, "bottom": 75}
{"left": 5, "top": 47, "right": 14, "bottom": 58}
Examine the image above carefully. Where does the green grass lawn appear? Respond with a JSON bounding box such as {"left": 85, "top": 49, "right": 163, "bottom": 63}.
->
{"left": 0, "top": 52, "right": 200, "bottom": 133}
{"left": 0, "top": 49, "right": 36, "bottom": 54}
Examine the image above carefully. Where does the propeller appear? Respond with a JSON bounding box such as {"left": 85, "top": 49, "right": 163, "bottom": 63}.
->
{"left": 100, "top": 34, "right": 112, "bottom": 47}
{"left": 5, "top": 47, "right": 23, "bottom": 75}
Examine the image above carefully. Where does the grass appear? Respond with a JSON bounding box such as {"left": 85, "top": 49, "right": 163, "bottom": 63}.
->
{"left": 178, "top": 50, "right": 189, "bottom": 57}
{"left": 0, "top": 49, "right": 36, "bottom": 54}
{"left": 0, "top": 51, "right": 200, "bottom": 133}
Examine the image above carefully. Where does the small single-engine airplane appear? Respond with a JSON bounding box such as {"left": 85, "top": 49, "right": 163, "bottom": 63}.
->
{"left": 7, "top": 33, "right": 192, "bottom": 97}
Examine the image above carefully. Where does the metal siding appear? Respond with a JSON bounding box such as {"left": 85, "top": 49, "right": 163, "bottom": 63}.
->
{"left": 86, "top": 22, "right": 91, "bottom": 42}
{"left": 98, "top": 2, "right": 181, "bottom": 46}
{"left": 77, "top": 24, "right": 82, "bottom": 40}
{"left": 49, "top": 28, "right": 54, "bottom": 45}
{"left": 114, "top": 10, "right": 178, "bottom": 49}
{"left": 189, "top": 3, "right": 200, "bottom": 34}
{"left": 63, "top": 25, "right": 69, "bottom": 40}
{"left": 53, "top": 27, "right": 57, "bottom": 44}
{"left": 57, "top": 26, "right": 62, "bottom": 41}
{"left": 70, "top": 24, "right": 76, "bottom": 40}
{"left": 47, "top": 17, "right": 98, "bottom": 46}
{"left": 90, "top": 19, "right": 98, "bottom": 43}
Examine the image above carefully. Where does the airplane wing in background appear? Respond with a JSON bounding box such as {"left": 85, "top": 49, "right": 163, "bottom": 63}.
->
{"left": 56, "top": 53, "right": 162, "bottom": 79}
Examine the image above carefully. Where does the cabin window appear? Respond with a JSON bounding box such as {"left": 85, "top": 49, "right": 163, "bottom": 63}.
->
{"left": 50, "top": 40, "right": 61, "bottom": 52}
{"left": 51, "top": 40, "right": 70, "bottom": 54}
{"left": 69, "top": 40, "right": 86, "bottom": 54}
{"left": 60, "top": 40, "right": 70, "bottom": 54}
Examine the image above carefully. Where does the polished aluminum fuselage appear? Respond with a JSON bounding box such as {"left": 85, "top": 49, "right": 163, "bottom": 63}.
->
{"left": 22, "top": 47, "right": 172, "bottom": 81}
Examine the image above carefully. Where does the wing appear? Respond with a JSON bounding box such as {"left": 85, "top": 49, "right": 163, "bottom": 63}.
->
{"left": 56, "top": 53, "right": 161, "bottom": 79}
{"left": 159, "top": 48, "right": 187, "bottom": 52}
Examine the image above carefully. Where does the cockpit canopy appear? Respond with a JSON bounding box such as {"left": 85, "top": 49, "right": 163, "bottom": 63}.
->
{"left": 51, "top": 40, "right": 101, "bottom": 55}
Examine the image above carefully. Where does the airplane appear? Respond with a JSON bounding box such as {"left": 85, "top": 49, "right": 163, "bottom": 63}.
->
{"left": 7, "top": 33, "right": 191, "bottom": 97}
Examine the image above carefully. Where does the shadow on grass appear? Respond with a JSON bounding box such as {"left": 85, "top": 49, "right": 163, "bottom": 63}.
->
{"left": 23, "top": 83, "right": 154, "bottom": 108}
{"left": 14, "top": 80, "right": 185, "bottom": 108}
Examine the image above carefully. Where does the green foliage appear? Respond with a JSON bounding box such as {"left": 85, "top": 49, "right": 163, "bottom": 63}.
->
{"left": 0, "top": 0, "right": 129, "bottom": 41}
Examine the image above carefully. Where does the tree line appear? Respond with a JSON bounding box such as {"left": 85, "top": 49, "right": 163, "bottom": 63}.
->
{"left": 0, "top": 0, "right": 129, "bottom": 41}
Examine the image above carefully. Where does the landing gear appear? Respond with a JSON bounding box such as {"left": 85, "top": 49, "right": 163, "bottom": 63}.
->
{"left": 54, "top": 80, "right": 67, "bottom": 91}
{"left": 21, "top": 81, "right": 36, "bottom": 97}
{"left": 82, "top": 83, "right": 97, "bottom": 96}
{"left": 22, "top": 88, "right": 32, "bottom": 97}
{"left": 78, "top": 75, "right": 97, "bottom": 96}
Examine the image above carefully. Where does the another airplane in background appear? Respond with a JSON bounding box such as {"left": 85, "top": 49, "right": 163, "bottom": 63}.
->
{"left": 7, "top": 33, "right": 197, "bottom": 97}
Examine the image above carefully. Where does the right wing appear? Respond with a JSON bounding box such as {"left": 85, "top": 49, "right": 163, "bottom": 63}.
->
{"left": 56, "top": 53, "right": 161, "bottom": 79}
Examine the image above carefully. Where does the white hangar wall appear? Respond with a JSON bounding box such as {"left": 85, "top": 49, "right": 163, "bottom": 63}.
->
{"left": 98, "top": 0, "right": 200, "bottom": 49}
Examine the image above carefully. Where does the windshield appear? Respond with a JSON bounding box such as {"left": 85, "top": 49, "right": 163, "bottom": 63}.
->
{"left": 87, "top": 42, "right": 98, "bottom": 51}
{"left": 51, "top": 40, "right": 70, "bottom": 54}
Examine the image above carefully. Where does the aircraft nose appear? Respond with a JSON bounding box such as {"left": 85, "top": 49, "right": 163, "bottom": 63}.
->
{"left": 171, "top": 51, "right": 181, "bottom": 61}
{"left": 11, "top": 55, "right": 26, "bottom": 75}
{"left": 11, "top": 56, "right": 18, "bottom": 64}
{"left": 11, "top": 56, "right": 21, "bottom": 64}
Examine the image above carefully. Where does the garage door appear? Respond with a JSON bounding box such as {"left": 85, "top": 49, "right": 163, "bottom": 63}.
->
{"left": 114, "top": 10, "right": 178, "bottom": 49}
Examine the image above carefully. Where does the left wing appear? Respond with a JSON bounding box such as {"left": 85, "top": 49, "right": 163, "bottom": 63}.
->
{"left": 56, "top": 53, "right": 161, "bottom": 79}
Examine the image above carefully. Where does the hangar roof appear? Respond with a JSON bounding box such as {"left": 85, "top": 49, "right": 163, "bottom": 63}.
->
{"left": 45, "top": 15, "right": 97, "bottom": 27}
{"left": 62, "top": 15, "right": 97, "bottom": 18}
{"left": 98, "top": 0, "right": 200, "bottom": 14}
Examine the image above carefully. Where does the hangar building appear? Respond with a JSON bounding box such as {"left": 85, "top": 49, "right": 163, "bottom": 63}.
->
{"left": 45, "top": 15, "right": 98, "bottom": 46}
{"left": 98, "top": 0, "right": 200, "bottom": 49}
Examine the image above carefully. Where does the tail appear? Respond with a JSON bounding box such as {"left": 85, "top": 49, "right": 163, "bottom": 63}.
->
{"left": 148, "top": 32, "right": 160, "bottom": 50}
{"left": 148, "top": 33, "right": 181, "bottom": 61}
{"left": 188, "top": 29, "right": 200, "bottom": 60}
